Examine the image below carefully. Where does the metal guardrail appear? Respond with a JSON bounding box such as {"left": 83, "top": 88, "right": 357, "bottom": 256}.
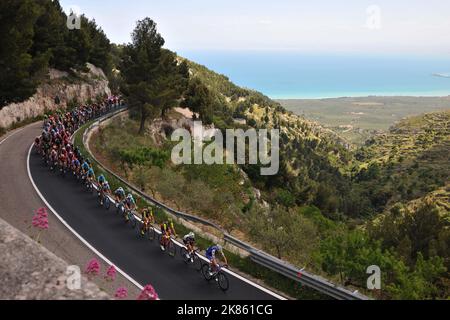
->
{"left": 81, "top": 110, "right": 370, "bottom": 300}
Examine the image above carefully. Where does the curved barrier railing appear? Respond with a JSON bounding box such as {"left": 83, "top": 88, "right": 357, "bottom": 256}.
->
{"left": 80, "top": 110, "right": 370, "bottom": 300}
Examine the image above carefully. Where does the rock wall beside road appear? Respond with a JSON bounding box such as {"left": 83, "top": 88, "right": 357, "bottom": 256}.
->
{"left": 0, "top": 63, "right": 111, "bottom": 129}
{"left": 0, "top": 217, "right": 109, "bottom": 300}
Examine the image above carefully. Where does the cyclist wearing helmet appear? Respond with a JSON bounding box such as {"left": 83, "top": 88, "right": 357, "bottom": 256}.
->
{"left": 81, "top": 159, "right": 90, "bottom": 174}
{"left": 49, "top": 146, "right": 58, "bottom": 167}
{"left": 99, "top": 180, "right": 111, "bottom": 205}
{"left": 183, "top": 232, "right": 196, "bottom": 258}
{"left": 114, "top": 187, "right": 125, "bottom": 204}
{"left": 159, "top": 219, "right": 176, "bottom": 251}
{"left": 71, "top": 156, "right": 81, "bottom": 175}
{"left": 205, "top": 244, "right": 228, "bottom": 274}
{"left": 58, "top": 148, "right": 67, "bottom": 169}
{"left": 97, "top": 174, "right": 106, "bottom": 186}
{"left": 124, "top": 193, "right": 136, "bottom": 212}
{"left": 140, "top": 207, "right": 154, "bottom": 235}
{"left": 86, "top": 166, "right": 95, "bottom": 184}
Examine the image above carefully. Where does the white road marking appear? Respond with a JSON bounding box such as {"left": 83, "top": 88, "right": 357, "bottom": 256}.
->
{"left": 0, "top": 127, "right": 25, "bottom": 145}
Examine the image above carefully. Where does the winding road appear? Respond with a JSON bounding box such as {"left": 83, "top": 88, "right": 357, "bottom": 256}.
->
{"left": 0, "top": 121, "right": 282, "bottom": 300}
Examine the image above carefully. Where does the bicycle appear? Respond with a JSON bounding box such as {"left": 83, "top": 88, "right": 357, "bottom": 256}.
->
{"left": 139, "top": 220, "right": 156, "bottom": 240}
{"left": 201, "top": 263, "right": 230, "bottom": 291}
{"left": 124, "top": 207, "right": 137, "bottom": 228}
{"left": 97, "top": 189, "right": 110, "bottom": 210}
{"left": 83, "top": 175, "right": 93, "bottom": 192}
{"left": 116, "top": 200, "right": 125, "bottom": 215}
{"left": 180, "top": 247, "right": 202, "bottom": 271}
{"left": 158, "top": 233, "right": 176, "bottom": 257}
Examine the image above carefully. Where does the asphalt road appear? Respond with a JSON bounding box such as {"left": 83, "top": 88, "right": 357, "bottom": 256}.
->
{"left": 0, "top": 123, "right": 140, "bottom": 298}
{"left": 28, "top": 147, "right": 277, "bottom": 300}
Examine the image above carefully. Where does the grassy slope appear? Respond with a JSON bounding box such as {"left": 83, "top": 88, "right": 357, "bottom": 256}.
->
{"left": 354, "top": 110, "right": 450, "bottom": 212}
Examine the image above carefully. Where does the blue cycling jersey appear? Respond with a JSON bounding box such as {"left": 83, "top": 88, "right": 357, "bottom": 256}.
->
{"left": 87, "top": 168, "right": 94, "bottom": 177}
{"left": 115, "top": 189, "right": 125, "bottom": 197}
{"left": 81, "top": 162, "right": 89, "bottom": 171}
{"left": 206, "top": 246, "right": 220, "bottom": 259}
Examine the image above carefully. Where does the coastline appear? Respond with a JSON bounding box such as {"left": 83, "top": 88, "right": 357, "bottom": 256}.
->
{"left": 272, "top": 93, "right": 450, "bottom": 100}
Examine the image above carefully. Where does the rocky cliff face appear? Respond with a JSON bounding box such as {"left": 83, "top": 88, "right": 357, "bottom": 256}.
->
{"left": 0, "top": 217, "right": 110, "bottom": 299}
{"left": 0, "top": 63, "right": 111, "bottom": 129}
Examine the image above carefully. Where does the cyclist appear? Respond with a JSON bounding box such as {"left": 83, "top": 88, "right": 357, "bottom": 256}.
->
{"left": 71, "top": 156, "right": 81, "bottom": 176}
{"left": 34, "top": 136, "right": 41, "bottom": 153}
{"left": 81, "top": 159, "right": 90, "bottom": 175}
{"left": 140, "top": 207, "right": 154, "bottom": 235}
{"left": 159, "top": 219, "right": 176, "bottom": 251}
{"left": 97, "top": 174, "right": 106, "bottom": 188}
{"left": 205, "top": 244, "right": 228, "bottom": 276}
{"left": 86, "top": 166, "right": 95, "bottom": 185}
{"left": 140, "top": 206, "right": 154, "bottom": 222}
{"left": 49, "top": 146, "right": 58, "bottom": 168}
{"left": 100, "top": 180, "right": 111, "bottom": 205}
{"left": 114, "top": 187, "right": 125, "bottom": 205}
{"left": 183, "top": 232, "right": 196, "bottom": 259}
{"left": 124, "top": 194, "right": 137, "bottom": 220}
{"left": 58, "top": 148, "right": 67, "bottom": 171}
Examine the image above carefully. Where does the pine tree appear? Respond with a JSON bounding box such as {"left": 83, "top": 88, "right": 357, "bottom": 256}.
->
{"left": 0, "top": 0, "right": 43, "bottom": 106}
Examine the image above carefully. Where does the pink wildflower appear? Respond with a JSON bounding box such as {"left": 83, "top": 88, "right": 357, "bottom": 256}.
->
{"left": 137, "top": 284, "right": 158, "bottom": 300}
{"left": 85, "top": 258, "right": 101, "bottom": 276}
{"left": 105, "top": 265, "right": 117, "bottom": 281}
{"left": 115, "top": 287, "right": 128, "bottom": 299}
{"left": 32, "top": 207, "right": 49, "bottom": 230}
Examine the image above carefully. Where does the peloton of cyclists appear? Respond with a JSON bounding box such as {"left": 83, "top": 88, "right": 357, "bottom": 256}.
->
{"left": 34, "top": 97, "right": 235, "bottom": 279}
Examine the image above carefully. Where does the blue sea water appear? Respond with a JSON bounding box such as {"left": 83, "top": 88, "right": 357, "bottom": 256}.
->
{"left": 178, "top": 50, "right": 450, "bottom": 99}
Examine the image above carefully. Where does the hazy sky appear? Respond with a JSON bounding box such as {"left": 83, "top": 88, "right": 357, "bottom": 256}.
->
{"left": 60, "top": 0, "right": 450, "bottom": 55}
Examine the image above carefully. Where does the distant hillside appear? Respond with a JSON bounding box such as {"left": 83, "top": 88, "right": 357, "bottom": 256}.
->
{"left": 184, "top": 58, "right": 361, "bottom": 218}
{"left": 354, "top": 110, "right": 449, "bottom": 212}
{"left": 278, "top": 96, "right": 450, "bottom": 145}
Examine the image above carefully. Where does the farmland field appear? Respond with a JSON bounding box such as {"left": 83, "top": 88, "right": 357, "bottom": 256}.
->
{"left": 278, "top": 96, "right": 450, "bottom": 144}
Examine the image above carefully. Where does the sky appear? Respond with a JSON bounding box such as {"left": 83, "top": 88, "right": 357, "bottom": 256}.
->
{"left": 59, "top": 0, "right": 450, "bottom": 55}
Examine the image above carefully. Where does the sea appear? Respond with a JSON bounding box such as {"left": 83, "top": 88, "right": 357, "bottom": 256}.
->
{"left": 178, "top": 50, "right": 450, "bottom": 99}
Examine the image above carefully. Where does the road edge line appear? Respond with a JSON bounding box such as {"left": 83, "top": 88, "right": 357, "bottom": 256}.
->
{"left": 0, "top": 127, "right": 25, "bottom": 145}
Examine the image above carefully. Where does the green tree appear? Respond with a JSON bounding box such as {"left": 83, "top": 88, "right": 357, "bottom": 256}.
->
{"left": 0, "top": 0, "right": 43, "bottom": 106}
{"left": 30, "top": 0, "right": 66, "bottom": 70}
{"left": 183, "top": 78, "right": 214, "bottom": 124}
{"left": 121, "top": 18, "right": 187, "bottom": 134}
